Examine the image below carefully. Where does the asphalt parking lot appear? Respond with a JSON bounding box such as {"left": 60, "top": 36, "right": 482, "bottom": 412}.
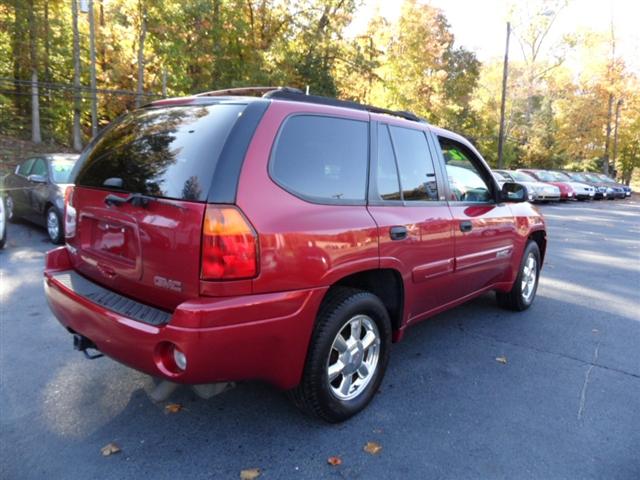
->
{"left": 1, "top": 198, "right": 639, "bottom": 480}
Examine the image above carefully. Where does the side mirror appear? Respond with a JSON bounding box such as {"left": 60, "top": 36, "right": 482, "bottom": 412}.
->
{"left": 27, "top": 174, "right": 47, "bottom": 183}
{"left": 500, "top": 182, "right": 528, "bottom": 203}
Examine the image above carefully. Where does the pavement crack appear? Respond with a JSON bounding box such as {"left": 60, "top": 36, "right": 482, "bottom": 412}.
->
{"left": 452, "top": 324, "right": 640, "bottom": 380}
{"left": 577, "top": 342, "right": 600, "bottom": 420}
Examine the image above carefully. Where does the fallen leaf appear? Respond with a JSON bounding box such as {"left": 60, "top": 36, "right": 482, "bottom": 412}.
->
{"left": 164, "top": 403, "right": 183, "bottom": 414}
{"left": 240, "top": 468, "right": 261, "bottom": 479}
{"left": 327, "top": 456, "right": 342, "bottom": 466}
{"left": 363, "top": 441, "right": 382, "bottom": 455}
{"left": 495, "top": 356, "right": 508, "bottom": 365}
{"left": 101, "top": 442, "right": 121, "bottom": 456}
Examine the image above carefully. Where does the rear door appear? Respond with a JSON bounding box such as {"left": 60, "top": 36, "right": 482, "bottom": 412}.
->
{"left": 433, "top": 133, "right": 517, "bottom": 298}
{"left": 367, "top": 120, "right": 455, "bottom": 322}
{"left": 9, "top": 157, "right": 36, "bottom": 211}
{"left": 68, "top": 102, "right": 251, "bottom": 311}
{"left": 27, "top": 157, "right": 50, "bottom": 221}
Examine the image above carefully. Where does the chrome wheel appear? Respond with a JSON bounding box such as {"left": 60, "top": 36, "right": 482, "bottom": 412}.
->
{"left": 47, "top": 210, "right": 60, "bottom": 241}
{"left": 5, "top": 195, "right": 14, "bottom": 221}
{"left": 521, "top": 253, "right": 537, "bottom": 302}
{"left": 327, "top": 314, "right": 380, "bottom": 401}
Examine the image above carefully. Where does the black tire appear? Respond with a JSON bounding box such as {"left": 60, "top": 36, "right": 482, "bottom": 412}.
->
{"left": 496, "top": 241, "right": 541, "bottom": 311}
{"left": 46, "top": 206, "right": 64, "bottom": 244}
{"left": 288, "top": 287, "right": 392, "bottom": 423}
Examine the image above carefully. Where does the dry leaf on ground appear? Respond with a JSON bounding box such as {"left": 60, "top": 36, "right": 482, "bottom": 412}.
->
{"left": 495, "top": 356, "right": 508, "bottom": 364}
{"left": 363, "top": 441, "right": 382, "bottom": 455}
{"left": 100, "top": 442, "right": 121, "bottom": 456}
{"left": 164, "top": 403, "right": 183, "bottom": 414}
{"left": 240, "top": 468, "right": 261, "bottom": 479}
{"left": 327, "top": 456, "right": 342, "bottom": 466}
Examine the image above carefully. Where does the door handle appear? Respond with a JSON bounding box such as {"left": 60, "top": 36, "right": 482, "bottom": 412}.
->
{"left": 459, "top": 220, "right": 473, "bottom": 233}
{"left": 389, "top": 226, "right": 408, "bottom": 241}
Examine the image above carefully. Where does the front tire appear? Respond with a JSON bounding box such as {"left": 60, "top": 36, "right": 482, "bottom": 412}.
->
{"left": 289, "top": 287, "right": 391, "bottom": 423}
{"left": 46, "top": 207, "right": 63, "bottom": 244}
{"left": 497, "top": 241, "right": 541, "bottom": 311}
{"left": 5, "top": 195, "right": 17, "bottom": 223}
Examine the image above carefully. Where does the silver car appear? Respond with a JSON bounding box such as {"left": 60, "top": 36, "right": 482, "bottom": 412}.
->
{"left": 495, "top": 170, "right": 561, "bottom": 202}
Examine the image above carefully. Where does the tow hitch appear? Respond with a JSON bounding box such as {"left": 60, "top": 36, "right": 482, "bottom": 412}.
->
{"left": 73, "top": 334, "right": 104, "bottom": 360}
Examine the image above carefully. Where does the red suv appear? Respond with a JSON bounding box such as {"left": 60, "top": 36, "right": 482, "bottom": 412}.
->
{"left": 44, "top": 88, "right": 546, "bottom": 422}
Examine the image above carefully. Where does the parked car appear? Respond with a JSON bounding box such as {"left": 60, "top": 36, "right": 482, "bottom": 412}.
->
{"left": 562, "top": 172, "right": 609, "bottom": 199}
{"left": 0, "top": 194, "right": 6, "bottom": 249}
{"left": 548, "top": 171, "right": 595, "bottom": 200}
{"left": 495, "top": 169, "right": 560, "bottom": 202}
{"left": 581, "top": 173, "right": 624, "bottom": 200}
{"left": 592, "top": 173, "right": 631, "bottom": 198}
{"left": 3, "top": 154, "right": 79, "bottom": 243}
{"left": 518, "top": 169, "right": 576, "bottom": 201}
{"left": 492, "top": 170, "right": 536, "bottom": 202}
{"left": 44, "top": 87, "right": 547, "bottom": 422}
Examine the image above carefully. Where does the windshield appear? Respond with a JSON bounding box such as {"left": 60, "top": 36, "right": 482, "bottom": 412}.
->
{"left": 492, "top": 171, "right": 507, "bottom": 182}
{"left": 50, "top": 159, "right": 76, "bottom": 183}
{"left": 510, "top": 171, "right": 536, "bottom": 182}
{"left": 567, "top": 172, "right": 587, "bottom": 182}
{"left": 548, "top": 171, "right": 570, "bottom": 181}
{"left": 585, "top": 173, "right": 602, "bottom": 182}
{"left": 534, "top": 170, "right": 555, "bottom": 182}
{"left": 596, "top": 174, "right": 616, "bottom": 183}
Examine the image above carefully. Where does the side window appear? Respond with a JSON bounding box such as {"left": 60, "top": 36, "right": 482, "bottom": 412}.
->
{"left": 271, "top": 115, "right": 368, "bottom": 203}
{"left": 17, "top": 158, "right": 35, "bottom": 176}
{"left": 388, "top": 125, "right": 439, "bottom": 201}
{"left": 376, "top": 124, "right": 401, "bottom": 201}
{"left": 439, "top": 138, "right": 492, "bottom": 203}
{"left": 30, "top": 158, "right": 48, "bottom": 177}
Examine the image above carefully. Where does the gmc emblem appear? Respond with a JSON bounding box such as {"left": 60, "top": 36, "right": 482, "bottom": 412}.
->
{"left": 153, "top": 276, "right": 183, "bottom": 292}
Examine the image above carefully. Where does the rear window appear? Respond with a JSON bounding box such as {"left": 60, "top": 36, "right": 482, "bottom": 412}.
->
{"left": 50, "top": 159, "right": 76, "bottom": 184}
{"left": 75, "top": 103, "right": 246, "bottom": 201}
{"left": 270, "top": 115, "right": 369, "bottom": 204}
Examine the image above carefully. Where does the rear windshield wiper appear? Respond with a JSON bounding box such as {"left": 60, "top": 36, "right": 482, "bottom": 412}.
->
{"left": 104, "top": 193, "right": 185, "bottom": 210}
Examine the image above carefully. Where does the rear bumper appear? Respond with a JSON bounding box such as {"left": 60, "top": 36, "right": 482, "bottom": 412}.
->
{"left": 44, "top": 247, "right": 326, "bottom": 389}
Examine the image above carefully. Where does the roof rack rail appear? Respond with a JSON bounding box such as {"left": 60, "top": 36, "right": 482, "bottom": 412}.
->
{"left": 263, "top": 89, "right": 424, "bottom": 123}
{"left": 195, "top": 86, "right": 303, "bottom": 97}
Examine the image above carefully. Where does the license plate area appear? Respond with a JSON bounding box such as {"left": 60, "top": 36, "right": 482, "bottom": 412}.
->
{"left": 89, "top": 218, "right": 136, "bottom": 261}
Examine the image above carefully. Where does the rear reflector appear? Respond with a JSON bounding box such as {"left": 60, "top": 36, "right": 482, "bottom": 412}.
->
{"left": 201, "top": 205, "right": 258, "bottom": 280}
{"left": 64, "top": 186, "right": 76, "bottom": 239}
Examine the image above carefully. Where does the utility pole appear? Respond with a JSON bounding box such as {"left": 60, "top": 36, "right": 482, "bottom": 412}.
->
{"left": 162, "top": 67, "right": 167, "bottom": 98}
{"left": 603, "top": 93, "right": 614, "bottom": 175}
{"left": 88, "top": 0, "right": 98, "bottom": 138}
{"left": 611, "top": 98, "right": 623, "bottom": 178}
{"left": 135, "top": 1, "right": 147, "bottom": 108}
{"left": 497, "top": 22, "right": 510, "bottom": 169}
{"left": 71, "top": 0, "right": 82, "bottom": 151}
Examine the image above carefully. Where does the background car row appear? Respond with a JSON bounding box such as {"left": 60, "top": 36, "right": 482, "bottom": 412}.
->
{"left": 493, "top": 169, "right": 632, "bottom": 203}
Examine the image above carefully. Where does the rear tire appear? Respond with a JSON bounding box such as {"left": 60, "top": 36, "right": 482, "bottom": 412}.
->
{"left": 288, "top": 287, "right": 391, "bottom": 423}
{"left": 497, "top": 241, "right": 541, "bottom": 311}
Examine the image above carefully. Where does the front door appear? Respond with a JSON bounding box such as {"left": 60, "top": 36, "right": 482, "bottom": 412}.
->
{"left": 434, "top": 134, "right": 517, "bottom": 299}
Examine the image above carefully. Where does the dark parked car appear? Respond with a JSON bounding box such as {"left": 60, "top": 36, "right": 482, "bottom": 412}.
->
{"left": 562, "top": 172, "right": 609, "bottom": 199}
{"left": 44, "top": 88, "right": 546, "bottom": 422}
{"left": 0, "top": 194, "right": 6, "bottom": 249}
{"left": 4, "top": 154, "right": 79, "bottom": 243}
{"left": 592, "top": 173, "right": 631, "bottom": 198}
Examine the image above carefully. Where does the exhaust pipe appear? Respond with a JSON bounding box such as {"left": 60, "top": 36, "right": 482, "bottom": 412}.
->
{"left": 72, "top": 333, "right": 104, "bottom": 359}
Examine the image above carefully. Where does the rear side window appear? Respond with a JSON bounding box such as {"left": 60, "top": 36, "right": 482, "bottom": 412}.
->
{"left": 30, "top": 158, "right": 48, "bottom": 177}
{"left": 270, "top": 115, "right": 368, "bottom": 203}
{"left": 75, "top": 103, "right": 246, "bottom": 201}
{"left": 388, "top": 126, "right": 439, "bottom": 201}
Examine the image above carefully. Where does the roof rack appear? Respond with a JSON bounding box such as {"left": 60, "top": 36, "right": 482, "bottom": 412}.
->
{"left": 195, "top": 86, "right": 303, "bottom": 97}
{"left": 263, "top": 89, "right": 424, "bottom": 123}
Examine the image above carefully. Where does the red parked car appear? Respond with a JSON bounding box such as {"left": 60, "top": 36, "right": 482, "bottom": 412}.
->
{"left": 44, "top": 88, "right": 547, "bottom": 422}
{"left": 518, "top": 169, "right": 576, "bottom": 201}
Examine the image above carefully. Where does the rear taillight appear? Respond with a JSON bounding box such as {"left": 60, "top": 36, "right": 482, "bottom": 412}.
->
{"left": 64, "top": 186, "right": 77, "bottom": 239}
{"left": 201, "top": 205, "right": 258, "bottom": 280}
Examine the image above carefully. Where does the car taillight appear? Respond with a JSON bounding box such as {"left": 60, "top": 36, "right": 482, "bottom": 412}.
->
{"left": 64, "top": 186, "right": 77, "bottom": 239}
{"left": 201, "top": 205, "right": 258, "bottom": 280}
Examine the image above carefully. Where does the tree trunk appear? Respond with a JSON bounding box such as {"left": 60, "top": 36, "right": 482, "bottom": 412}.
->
{"left": 602, "top": 92, "right": 614, "bottom": 175}
{"left": 71, "top": 0, "right": 82, "bottom": 151}
{"left": 135, "top": 1, "right": 147, "bottom": 108}
{"left": 28, "top": 0, "right": 42, "bottom": 143}
{"left": 88, "top": 0, "right": 98, "bottom": 137}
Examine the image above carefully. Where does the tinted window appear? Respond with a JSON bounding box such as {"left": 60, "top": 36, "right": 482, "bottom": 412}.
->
{"left": 18, "top": 158, "right": 35, "bottom": 176}
{"left": 30, "top": 158, "right": 48, "bottom": 177}
{"left": 389, "top": 126, "right": 438, "bottom": 201}
{"left": 271, "top": 115, "right": 368, "bottom": 203}
{"left": 75, "top": 103, "right": 246, "bottom": 201}
{"left": 50, "top": 159, "right": 76, "bottom": 183}
{"left": 439, "top": 138, "right": 492, "bottom": 202}
{"left": 376, "top": 125, "right": 401, "bottom": 201}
